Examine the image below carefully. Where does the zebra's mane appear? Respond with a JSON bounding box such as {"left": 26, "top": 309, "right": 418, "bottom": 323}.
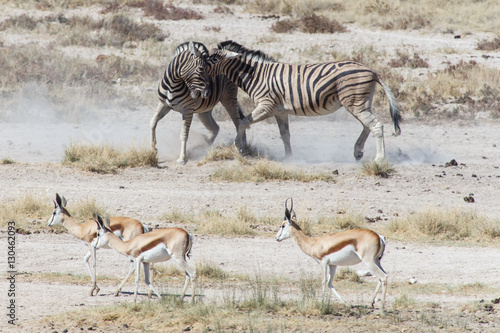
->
{"left": 174, "top": 41, "right": 209, "bottom": 57}
{"left": 218, "top": 40, "right": 276, "bottom": 63}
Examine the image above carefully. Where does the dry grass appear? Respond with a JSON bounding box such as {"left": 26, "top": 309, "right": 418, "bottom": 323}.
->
{"left": 62, "top": 142, "right": 158, "bottom": 173}
{"left": 162, "top": 205, "right": 275, "bottom": 237}
{"left": 209, "top": 158, "right": 335, "bottom": 183}
{"left": 477, "top": 36, "right": 500, "bottom": 51}
{"left": 388, "top": 50, "right": 429, "bottom": 69}
{"left": 361, "top": 160, "right": 396, "bottom": 178}
{"left": 40, "top": 274, "right": 499, "bottom": 332}
{"left": 271, "top": 14, "right": 346, "bottom": 34}
{"left": 0, "top": 192, "right": 105, "bottom": 231}
{"left": 1, "top": 158, "right": 15, "bottom": 164}
{"left": 385, "top": 208, "right": 500, "bottom": 244}
{"left": 246, "top": 0, "right": 500, "bottom": 34}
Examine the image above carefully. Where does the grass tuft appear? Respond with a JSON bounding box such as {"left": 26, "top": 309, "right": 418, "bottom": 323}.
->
{"left": 361, "top": 160, "right": 396, "bottom": 178}
{"left": 210, "top": 158, "right": 335, "bottom": 183}
{"left": 62, "top": 142, "right": 158, "bottom": 173}
{"left": 385, "top": 208, "right": 500, "bottom": 243}
{"left": 1, "top": 158, "right": 15, "bottom": 165}
{"left": 476, "top": 36, "right": 500, "bottom": 51}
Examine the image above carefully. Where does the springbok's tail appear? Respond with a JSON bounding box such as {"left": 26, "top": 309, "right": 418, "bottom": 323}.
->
{"left": 377, "top": 77, "right": 401, "bottom": 136}
{"left": 186, "top": 232, "right": 194, "bottom": 259}
{"left": 142, "top": 223, "right": 150, "bottom": 234}
{"left": 377, "top": 234, "right": 387, "bottom": 262}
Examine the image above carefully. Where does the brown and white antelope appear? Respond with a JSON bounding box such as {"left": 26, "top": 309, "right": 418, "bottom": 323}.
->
{"left": 275, "top": 198, "right": 388, "bottom": 308}
{"left": 94, "top": 214, "right": 196, "bottom": 303}
{"left": 47, "top": 193, "right": 149, "bottom": 296}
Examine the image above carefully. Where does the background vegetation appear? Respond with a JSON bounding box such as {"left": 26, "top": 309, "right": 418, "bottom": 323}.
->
{"left": 1, "top": 0, "right": 499, "bottom": 121}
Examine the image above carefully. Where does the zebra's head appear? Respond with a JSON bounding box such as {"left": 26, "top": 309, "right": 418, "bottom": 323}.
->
{"left": 205, "top": 48, "right": 241, "bottom": 77}
{"left": 180, "top": 42, "right": 212, "bottom": 99}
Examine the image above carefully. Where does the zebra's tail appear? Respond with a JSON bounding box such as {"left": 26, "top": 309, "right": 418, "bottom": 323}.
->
{"left": 377, "top": 77, "right": 401, "bottom": 136}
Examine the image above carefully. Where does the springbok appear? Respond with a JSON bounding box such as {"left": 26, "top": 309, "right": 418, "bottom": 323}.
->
{"left": 47, "top": 193, "right": 149, "bottom": 296}
{"left": 94, "top": 214, "right": 196, "bottom": 303}
{"left": 275, "top": 198, "right": 388, "bottom": 308}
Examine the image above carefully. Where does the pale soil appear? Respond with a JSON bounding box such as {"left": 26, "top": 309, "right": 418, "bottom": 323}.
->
{"left": 1, "top": 2, "right": 500, "bottom": 332}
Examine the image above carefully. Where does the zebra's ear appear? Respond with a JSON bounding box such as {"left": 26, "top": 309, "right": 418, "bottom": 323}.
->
{"left": 224, "top": 50, "right": 240, "bottom": 59}
{"left": 189, "top": 41, "right": 201, "bottom": 58}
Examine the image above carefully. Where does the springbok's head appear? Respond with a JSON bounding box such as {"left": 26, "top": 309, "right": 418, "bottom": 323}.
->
{"left": 275, "top": 198, "right": 296, "bottom": 242}
{"left": 180, "top": 41, "right": 212, "bottom": 99}
{"left": 93, "top": 214, "right": 112, "bottom": 249}
{"left": 47, "top": 193, "right": 68, "bottom": 226}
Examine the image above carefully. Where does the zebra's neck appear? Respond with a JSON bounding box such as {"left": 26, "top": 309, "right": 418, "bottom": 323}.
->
{"left": 216, "top": 58, "right": 259, "bottom": 96}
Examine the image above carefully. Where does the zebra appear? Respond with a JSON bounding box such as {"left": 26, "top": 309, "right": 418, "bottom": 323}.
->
{"left": 150, "top": 41, "right": 246, "bottom": 164}
{"left": 204, "top": 40, "right": 401, "bottom": 164}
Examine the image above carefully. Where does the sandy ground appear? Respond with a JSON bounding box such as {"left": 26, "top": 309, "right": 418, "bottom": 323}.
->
{"left": 1, "top": 2, "right": 500, "bottom": 332}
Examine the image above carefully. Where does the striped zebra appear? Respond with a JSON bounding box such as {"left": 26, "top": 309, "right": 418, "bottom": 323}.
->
{"left": 151, "top": 41, "right": 246, "bottom": 164}
{"left": 204, "top": 40, "right": 401, "bottom": 163}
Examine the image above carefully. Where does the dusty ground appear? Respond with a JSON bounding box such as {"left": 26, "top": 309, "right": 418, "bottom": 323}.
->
{"left": 1, "top": 2, "right": 500, "bottom": 332}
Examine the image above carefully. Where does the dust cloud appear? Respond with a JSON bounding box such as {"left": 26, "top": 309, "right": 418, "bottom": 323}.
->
{"left": 0, "top": 90, "right": 448, "bottom": 165}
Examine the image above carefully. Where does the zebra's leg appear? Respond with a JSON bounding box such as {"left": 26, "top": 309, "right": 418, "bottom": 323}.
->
{"left": 221, "top": 91, "right": 248, "bottom": 153}
{"left": 354, "top": 126, "right": 371, "bottom": 161}
{"left": 150, "top": 102, "right": 171, "bottom": 152}
{"left": 235, "top": 103, "right": 276, "bottom": 155}
{"left": 350, "top": 104, "right": 385, "bottom": 164}
{"left": 197, "top": 110, "right": 220, "bottom": 144}
{"left": 275, "top": 113, "right": 292, "bottom": 159}
{"left": 178, "top": 112, "right": 194, "bottom": 164}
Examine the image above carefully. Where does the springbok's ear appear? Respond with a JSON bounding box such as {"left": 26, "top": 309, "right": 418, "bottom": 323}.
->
{"left": 61, "top": 196, "right": 67, "bottom": 207}
{"left": 104, "top": 213, "right": 111, "bottom": 228}
{"left": 95, "top": 214, "right": 103, "bottom": 230}
{"left": 189, "top": 41, "right": 201, "bottom": 58}
{"left": 55, "top": 193, "right": 62, "bottom": 207}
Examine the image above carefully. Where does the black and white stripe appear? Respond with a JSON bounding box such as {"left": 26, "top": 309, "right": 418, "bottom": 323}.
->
{"left": 150, "top": 41, "right": 245, "bottom": 164}
{"left": 206, "top": 40, "right": 401, "bottom": 163}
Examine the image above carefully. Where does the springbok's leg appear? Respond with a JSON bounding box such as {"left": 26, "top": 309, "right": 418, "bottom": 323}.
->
{"left": 362, "top": 259, "right": 388, "bottom": 308}
{"left": 171, "top": 256, "right": 196, "bottom": 303}
{"left": 197, "top": 110, "right": 220, "bottom": 144}
{"left": 114, "top": 258, "right": 135, "bottom": 296}
{"left": 134, "top": 259, "right": 141, "bottom": 303}
{"left": 86, "top": 246, "right": 100, "bottom": 296}
{"left": 326, "top": 264, "right": 346, "bottom": 304}
{"left": 148, "top": 263, "right": 155, "bottom": 299}
{"left": 150, "top": 102, "right": 171, "bottom": 151}
{"left": 143, "top": 262, "right": 162, "bottom": 299}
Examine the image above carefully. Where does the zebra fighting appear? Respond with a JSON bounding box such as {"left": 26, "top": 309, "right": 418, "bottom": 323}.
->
{"left": 203, "top": 40, "right": 401, "bottom": 164}
{"left": 150, "top": 41, "right": 246, "bottom": 164}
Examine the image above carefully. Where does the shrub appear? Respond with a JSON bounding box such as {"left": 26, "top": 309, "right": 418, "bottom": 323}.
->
{"left": 271, "top": 14, "right": 346, "bottom": 34}
{"left": 63, "top": 143, "right": 158, "bottom": 173}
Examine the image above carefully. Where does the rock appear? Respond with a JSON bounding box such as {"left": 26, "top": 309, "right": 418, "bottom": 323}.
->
{"left": 464, "top": 194, "right": 475, "bottom": 203}
{"left": 445, "top": 159, "right": 458, "bottom": 167}
{"left": 409, "top": 278, "right": 417, "bottom": 284}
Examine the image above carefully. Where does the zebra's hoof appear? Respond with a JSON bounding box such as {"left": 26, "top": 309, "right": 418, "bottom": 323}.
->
{"left": 354, "top": 151, "right": 364, "bottom": 161}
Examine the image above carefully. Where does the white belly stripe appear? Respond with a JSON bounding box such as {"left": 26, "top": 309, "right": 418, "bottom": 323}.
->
{"left": 323, "top": 244, "right": 361, "bottom": 266}
{"left": 141, "top": 243, "right": 171, "bottom": 263}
